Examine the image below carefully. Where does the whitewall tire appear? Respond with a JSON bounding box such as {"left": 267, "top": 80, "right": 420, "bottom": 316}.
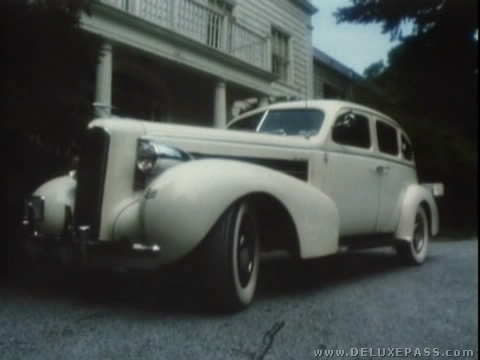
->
{"left": 396, "top": 207, "right": 430, "bottom": 265}
{"left": 198, "top": 200, "right": 260, "bottom": 312}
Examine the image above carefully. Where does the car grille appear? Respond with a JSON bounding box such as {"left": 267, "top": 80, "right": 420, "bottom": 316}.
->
{"left": 192, "top": 153, "right": 309, "bottom": 181}
{"left": 74, "top": 127, "right": 110, "bottom": 240}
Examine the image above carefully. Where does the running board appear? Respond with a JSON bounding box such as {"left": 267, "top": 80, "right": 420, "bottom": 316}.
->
{"left": 339, "top": 234, "right": 402, "bottom": 251}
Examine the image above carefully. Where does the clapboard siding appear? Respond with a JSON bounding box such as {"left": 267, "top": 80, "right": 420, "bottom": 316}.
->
{"left": 234, "top": 0, "right": 313, "bottom": 97}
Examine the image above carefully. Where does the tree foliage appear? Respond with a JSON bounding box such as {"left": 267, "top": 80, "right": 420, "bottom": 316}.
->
{"left": 1, "top": 0, "right": 100, "bottom": 138}
{"left": 336, "top": 0, "right": 478, "bottom": 41}
{"left": 337, "top": 0, "right": 478, "bottom": 230}
{"left": 1, "top": 0, "right": 101, "bottom": 247}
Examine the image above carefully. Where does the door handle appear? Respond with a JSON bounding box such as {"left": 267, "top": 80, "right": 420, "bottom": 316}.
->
{"left": 372, "top": 165, "right": 390, "bottom": 175}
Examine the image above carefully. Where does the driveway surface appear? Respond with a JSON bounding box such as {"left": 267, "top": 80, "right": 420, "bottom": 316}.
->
{"left": 0, "top": 239, "right": 477, "bottom": 359}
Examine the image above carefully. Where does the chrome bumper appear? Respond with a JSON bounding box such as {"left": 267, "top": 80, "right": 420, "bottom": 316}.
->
{"left": 22, "top": 196, "right": 162, "bottom": 269}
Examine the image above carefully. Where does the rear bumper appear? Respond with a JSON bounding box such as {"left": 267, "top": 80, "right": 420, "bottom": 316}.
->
{"left": 22, "top": 196, "right": 162, "bottom": 269}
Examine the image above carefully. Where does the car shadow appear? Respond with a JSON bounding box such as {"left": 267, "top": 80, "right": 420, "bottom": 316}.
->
{"left": 256, "top": 248, "right": 416, "bottom": 299}
{"left": 1, "top": 248, "right": 432, "bottom": 316}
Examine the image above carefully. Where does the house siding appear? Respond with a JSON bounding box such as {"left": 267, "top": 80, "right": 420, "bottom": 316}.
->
{"left": 234, "top": 0, "right": 313, "bottom": 97}
{"left": 83, "top": 0, "right": 317, "bottom": 126}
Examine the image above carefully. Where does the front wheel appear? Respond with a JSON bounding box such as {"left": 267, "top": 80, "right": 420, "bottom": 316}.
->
{"left": 197, "top": 200, "right": 260, "bottom": 312}
{"left": 396, "top": 207, "right": 430, "bottom": 265}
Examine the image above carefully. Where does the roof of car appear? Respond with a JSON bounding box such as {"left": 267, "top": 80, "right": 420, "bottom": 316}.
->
{"left": 234, "top": 100, "right": 401, "bottom": 129}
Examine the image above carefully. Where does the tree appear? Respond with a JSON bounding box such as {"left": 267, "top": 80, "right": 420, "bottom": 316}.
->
{"left": 336, "top": 0, "right": 478, "bottom": 230}
{"left": 1, "top": 0, "right": 102, "bottom": 269}
{"left": 363, "top": 60, "right": 385, "bottom": 80}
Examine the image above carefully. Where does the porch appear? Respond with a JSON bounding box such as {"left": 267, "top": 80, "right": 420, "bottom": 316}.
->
{"left": 99, "top": 0, "right": 271, "bottom": 71}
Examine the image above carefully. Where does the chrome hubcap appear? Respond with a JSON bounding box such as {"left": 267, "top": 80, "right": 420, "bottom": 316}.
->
{"left": 413, "top": 215, "right": 425, "bottom": 253}
{"left": 237, "top": 216, "right": 255, "bottom": 288}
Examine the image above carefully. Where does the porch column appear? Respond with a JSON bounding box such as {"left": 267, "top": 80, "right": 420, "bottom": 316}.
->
{"left": 259, "top": 96, "right": 269, "bottom": 107}
{"left": 95, "top": 43, "right": 113, "bottom": 116}
{"left": 213, "top": 80, "right": 227, "bottom": 128}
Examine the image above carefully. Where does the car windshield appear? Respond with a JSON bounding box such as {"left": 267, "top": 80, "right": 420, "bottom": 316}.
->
{"left": 228, "top": 112, "right": 263, "bottom": 131}
{"left": 229, "top": 109, "right": 325, "bottom": 137}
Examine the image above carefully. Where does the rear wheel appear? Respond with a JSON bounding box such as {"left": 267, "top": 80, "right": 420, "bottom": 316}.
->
{"left": 198, "top": 200, "right": 260, "bottom": 312}
{"left": 396, "top": 207, "right": 429, "bottom": 265}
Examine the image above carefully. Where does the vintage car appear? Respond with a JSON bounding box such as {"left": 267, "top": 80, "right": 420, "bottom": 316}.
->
{"left": 22, "top": 100, "right": 443, "bottom": 311}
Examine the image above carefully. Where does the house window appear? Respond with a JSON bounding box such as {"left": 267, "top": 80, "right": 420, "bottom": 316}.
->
{"left": 271, "top": 28, "right": 290, "bottom": 82}
{"left": 206, "top": 0, "right": 233, "bottom": 49}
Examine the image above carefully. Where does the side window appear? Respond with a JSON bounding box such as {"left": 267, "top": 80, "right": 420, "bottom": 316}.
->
{"left": 332, "top": 112, "right": 371, "bottom": 149}
{"left": 376, "top": 121, "right": 399, "bottom": 156}
{"left": 401, "top": 134, "right": 414, "bottom": 161}
{"left": 228, "top": 112, "right": 264, "bottom": 131}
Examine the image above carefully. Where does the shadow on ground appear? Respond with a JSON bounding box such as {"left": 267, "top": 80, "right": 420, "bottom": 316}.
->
{"left": 1, "top": 248, "right": 425, "bottom": 315}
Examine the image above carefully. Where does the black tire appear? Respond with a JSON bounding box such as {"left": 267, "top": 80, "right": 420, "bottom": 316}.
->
{"left": 14, "top": 233, "right": 39, "bottom": 273}
{"left": 396, "top": 207, "right": 430, "bottom": 265}
{"left": 197, "top": 200, "right": 260, "bottom": 312}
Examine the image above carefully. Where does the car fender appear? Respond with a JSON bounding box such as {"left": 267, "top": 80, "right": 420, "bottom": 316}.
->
{"left": 395, "top": 184, "right": 440, "bottom": 241}
{"left": 141, "top": 159, "right": 339, "bottom": 264}
{"left": 33, "top": 175, "right": 76, "bottom": 237}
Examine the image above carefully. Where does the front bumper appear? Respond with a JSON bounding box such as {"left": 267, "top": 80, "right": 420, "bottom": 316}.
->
{"left": 22, "top": 196, "right": 162, "bottom": 269}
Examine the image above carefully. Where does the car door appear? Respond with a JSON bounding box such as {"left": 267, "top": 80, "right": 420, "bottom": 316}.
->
{"left": 374, "top": 120, "right": 417, "bottom": 233}
{"left": 323, "top": 110, "right": 380, "bottom": 236}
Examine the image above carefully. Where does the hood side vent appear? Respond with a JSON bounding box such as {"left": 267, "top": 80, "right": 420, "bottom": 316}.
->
{"left": 192, "top": 153, "right": 308, "bottom": 181}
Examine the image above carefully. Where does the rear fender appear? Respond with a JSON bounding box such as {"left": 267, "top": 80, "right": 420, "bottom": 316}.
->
{"left": 395, "top": 184, "right": 440, "bottom": 241}
{"left": 141, "top": 159, "right": 339, "bottom": 264}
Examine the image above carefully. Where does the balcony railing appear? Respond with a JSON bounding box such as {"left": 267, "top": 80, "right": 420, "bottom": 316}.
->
{"left": 100, "top": 0, "right": 270, "bottom": 71}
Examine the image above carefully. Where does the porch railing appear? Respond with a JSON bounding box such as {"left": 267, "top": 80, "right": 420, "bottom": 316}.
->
{"left": 99, "top": 0, "right": 270, "bottom": 71}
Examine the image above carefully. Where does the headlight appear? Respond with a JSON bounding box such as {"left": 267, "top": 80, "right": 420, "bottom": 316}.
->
{"left": 137, "top": 140, "right": 157, "bottom": 173}
{"left": 136, "top": 138, "right": 191, "bottom": 176}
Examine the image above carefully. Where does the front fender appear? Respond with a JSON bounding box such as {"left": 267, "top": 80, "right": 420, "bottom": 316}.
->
{"left": 33, "top": 175, "right": 76, "bottom": 237}
{"left": 395, "top": 184, "right": 440, "bottom": 241}
{"left": 141, "top": 159, "right": 339, "bottom": 264}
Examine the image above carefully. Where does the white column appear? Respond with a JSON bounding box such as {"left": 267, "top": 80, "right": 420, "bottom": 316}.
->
{"left": 259, "top": 96, "right": 269, "bottom": 108}
{"left": 95, "top": 43, "right": 113, "bottom": 115}
{"left": 213, "top": 80, "right": 227, "bottom": 128}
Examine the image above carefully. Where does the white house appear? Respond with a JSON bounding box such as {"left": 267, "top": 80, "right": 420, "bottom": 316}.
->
{"left": 313, "top": 47, "right": 390, "bottom": 109}
{"left": 81, "top": 0, "right": 318, "bottom": 127}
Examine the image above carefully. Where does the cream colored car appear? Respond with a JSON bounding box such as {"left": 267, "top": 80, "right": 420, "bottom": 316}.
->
{"left": 23, "top": 100, "right": 443, "bottom": 311}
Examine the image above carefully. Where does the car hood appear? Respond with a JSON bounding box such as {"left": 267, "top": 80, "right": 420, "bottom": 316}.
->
{"left": 141, "top": 121, "right": 317, "bottom": 149}
{"left": 90, "top": 118, "right": 319, "bottom": 181}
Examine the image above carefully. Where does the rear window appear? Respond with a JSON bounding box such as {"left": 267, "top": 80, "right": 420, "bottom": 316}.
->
{"left": 376, "top": 121, "right": 399, "bottom": 156}
{"left": 401, "top": 134, "right": 414, "bottom": 161}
